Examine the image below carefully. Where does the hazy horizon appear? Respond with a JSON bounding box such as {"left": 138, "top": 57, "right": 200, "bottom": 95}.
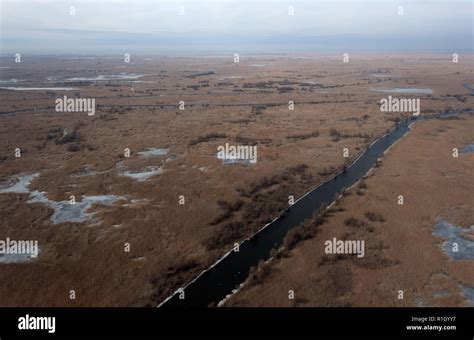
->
{"left": 1, "top": 0, "right": 473, "bottom": 54}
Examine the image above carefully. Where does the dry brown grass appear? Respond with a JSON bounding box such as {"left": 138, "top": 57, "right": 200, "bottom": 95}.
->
{"left": 225, "top": 114, "right": 474, "bottom": 307}
{"left": 0, "top": 54, "right": 472, "bottom": 306}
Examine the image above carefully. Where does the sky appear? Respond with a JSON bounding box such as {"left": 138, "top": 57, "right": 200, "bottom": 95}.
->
{"left": 0, "top": 0, "right": 472, "bottom": 53}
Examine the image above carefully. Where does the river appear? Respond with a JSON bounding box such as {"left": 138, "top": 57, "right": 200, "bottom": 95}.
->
{"left": 161, "top": 109, "right": 470, "bottom": 307}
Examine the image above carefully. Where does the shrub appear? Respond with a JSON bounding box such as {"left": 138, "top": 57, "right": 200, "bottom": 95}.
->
{"left": 283, "top": 214, "right": 324, "bottom": 250}
{"left": 189, "top": 132, "right": 227, "bottom": 146}
{"left": 364, "top": 212, "right": 385, "bottom": 222}
{"left": 286, "top": 131, "right": 320, "bottom": 141}
{"left": 67, "top": 143, "right": 81, "bottom": 152}
{"left": 344, "top": 217, "right": 367, "bottom": 228}
{"left": 211, "top": 200, "right": 244, "bottom": 225}
{"left": 204, "top": 222, "right": 245, "bottom": 250}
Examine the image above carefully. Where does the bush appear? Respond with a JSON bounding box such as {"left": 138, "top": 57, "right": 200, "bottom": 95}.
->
{"left": 247, "top": 261, "right": 272, "bottom": 285}
{"left": 211, "top": 200, "right": 244, "bottom": 225}
{"left": 189, "top": 132, "right": 227, "bottom": 146}
{"left": 344, "top": 217, "right": 367, "bottom": 228}
{"left": 286, "top": 131, "right": 320, "bottom": 141}
{"left": 149, "top": 258, "right": 201, "bottom": 305}
{"left": 204, "top": 222, "right": 245, "bottom": 250}
{"left": 364, "top": 212, "right": 385, "bottom": 222}
{"left": 55, "top": 129, "right": 81, "bottom": 145}
{"left": 283, "top": 215, "right": 324, "bottom": 250}
{"left": 67, "top": 143, "right": 81, "bottom": 152}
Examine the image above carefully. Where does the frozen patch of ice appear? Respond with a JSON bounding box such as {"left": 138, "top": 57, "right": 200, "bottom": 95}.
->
{"left": 219, "top": 76, "right": 243, "bottom": 80}
{"left": 29, "top": 191, "right": 121, "bottom": 224}
{"left": 0, "top": 173, "right": 39, "bottom": 194}
{"left": 370, "top": 88, "right": 433, "bottom": 94}
{"left": 0, "top": 173, "right": 122, "bottom": 224}
{"left": 415, "top": 297, "right": 429, "bottom": 307}
{"left": 164, "top": 154, "right": 179, "bottom": 162}
{"left": 118, "top": 149, "right": 173, "bottom": 181}
{"left": 192, "top": 165, "right": 208, "bottom": 172}
{"left": 123, "top": 166, "right": 163, "bottom": 181}
{"left": 461, "top": 285, "right": 474, "bottom": 306}
{"left": 463, "top": 83, "right": 474, "bottom": 95}
{"left": 122, "top": 198, "right": 149, "bottom": 207}
{"left": 433, "top": 219, "right": 474, "bottom": 261}
{"left": 130, "top": 198, "right": 148, "bottom": 204}
{"left": 370, "top": 74, "right": 401, "bottom": 78}
{"left": 460, "top": 144, "right": 474, "bottom": 154}
{"left": 432, "top": 289, "right": 450, "bottom": 298}
{"left": 0, "top": 79, "right": 22, "bottom": 84}
{"left": 0, "top": 249, "right": 40, "bottom": 264}
{"left": 137, "top": 148, "right": 169, "bottom": 157}
{"left": 0, "top": 87, "right": 76, "bottom": 91}
{"left": 66, "top": 73, "right": 148, "bottom": 81}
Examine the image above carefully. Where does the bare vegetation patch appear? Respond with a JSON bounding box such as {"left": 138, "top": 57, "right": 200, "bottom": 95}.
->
{"left": 364, "top": 211, "right": 385, "bottom": 222}
{"left": 282, "top": 214, "right": 325, "bottom": 251}
{"left": 234, "top": 135, "right": 272, "bottom": 145}
{"left": 204, "top": 164, "right": 316, "bottom": 251}
{"left": 204, "top": 222, "right": 245, "bottom": 250}
{"left": 227, "top": 118, "right": 255, "bottom": 125}
{"left": 148, "top": 258, "right": 201, "bottom": 306}
{"left": 329, "top": 128, "right": 371, "bottom": 142}
{"left": 344, "top": 217, "right": 368, "bottom": 228}
{"left": 278, "top": 86, "right": 294, "bottom": 93}
{"left": 238, "top": 164, "right": 311, "bottom": 198}
{"left": 247, "top": 260, "right": 272, "bottom": 286}
{"left": 317, "top": 166, "right": 336, "bottom": 177}
{"left": 251, "top": 105, "right": 266, "bottom": 115}
{"left": 186, "top": 71, "right": 215, "bottom": 79}
{"left": 210, "top": 200, "right": 244, "bottom": 225}
{"left": 54, "top": 128, "right": 81, "bottom": 145}
{"left": 286, "top": 131, "right": 320, "bottom": 141}
{"left": 189, "top": 132, "right": 227, "bottom": 146}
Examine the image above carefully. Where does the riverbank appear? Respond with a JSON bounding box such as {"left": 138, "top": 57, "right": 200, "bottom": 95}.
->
{"left": 225, "top": 113, "right": 474, "bottom": 307}
{"left": 161, "top": 113, "right": 434, "bottom": 307}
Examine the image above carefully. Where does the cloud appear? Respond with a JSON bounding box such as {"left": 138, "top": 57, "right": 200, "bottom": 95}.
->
{"left": 1, "top": 0, "right": 472, "bottom": 53}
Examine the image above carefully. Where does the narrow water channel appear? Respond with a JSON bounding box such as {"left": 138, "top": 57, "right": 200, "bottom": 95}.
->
{"left": 161, "top": 110, "right": 467, "bottom": 307}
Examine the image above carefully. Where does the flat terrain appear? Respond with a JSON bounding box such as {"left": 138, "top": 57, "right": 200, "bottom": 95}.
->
{"left": 0, "top": 54, "right": 472, "bottom": 306}
{"left": 225, "top": 114, "right": 474, "bottom": 307}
